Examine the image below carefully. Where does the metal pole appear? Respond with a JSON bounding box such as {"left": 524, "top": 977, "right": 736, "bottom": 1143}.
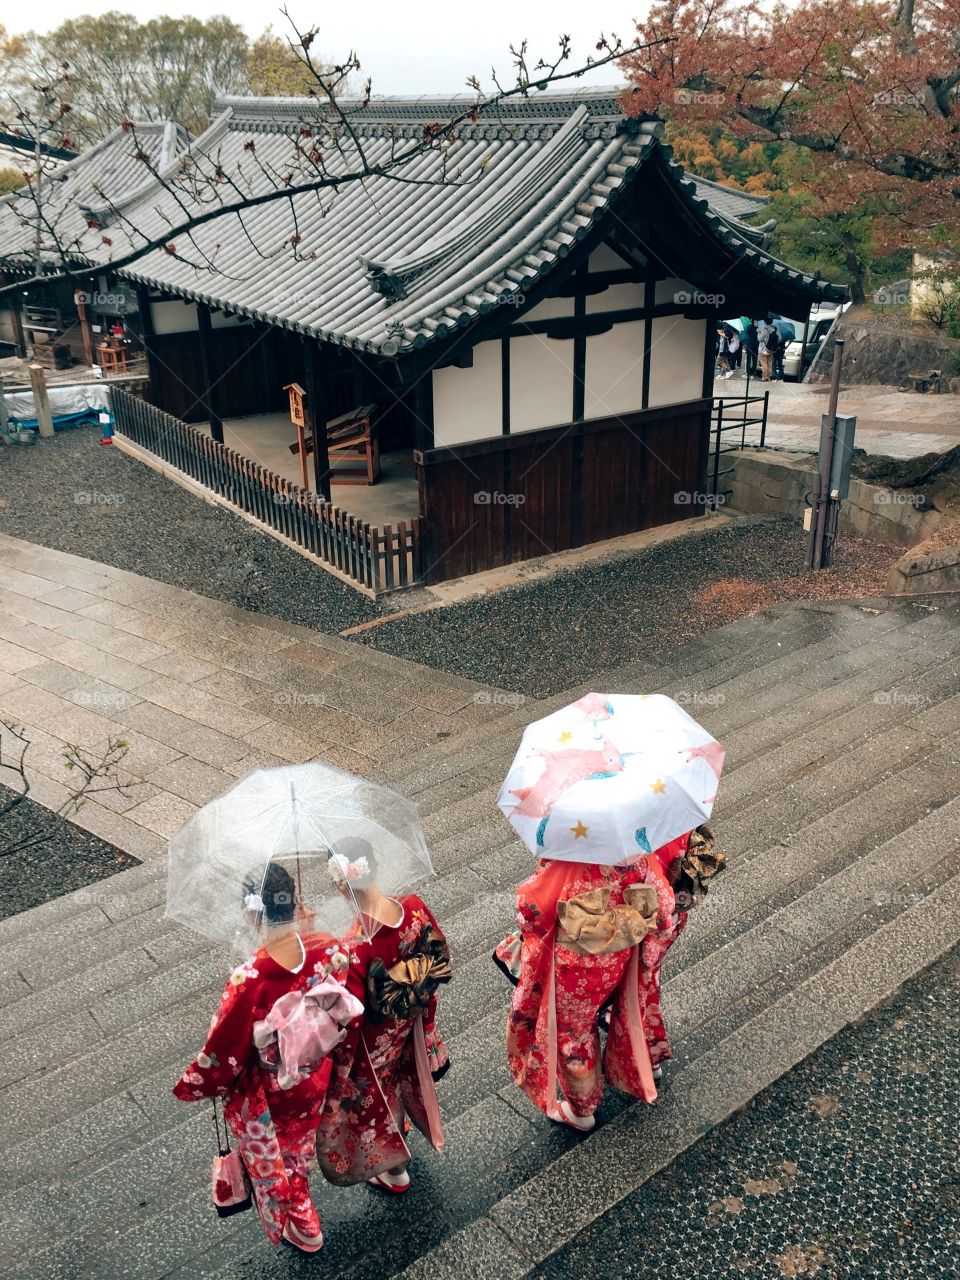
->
{"left": 711, "top": 400, "right": 723, "bottom": 508}
{"left": 806, "top": 337, "right": 844, "bottom": 571}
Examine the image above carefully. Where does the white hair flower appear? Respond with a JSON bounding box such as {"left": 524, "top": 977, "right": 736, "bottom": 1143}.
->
{"left": 244, "top": 892, "right": 265, "bottom": 913}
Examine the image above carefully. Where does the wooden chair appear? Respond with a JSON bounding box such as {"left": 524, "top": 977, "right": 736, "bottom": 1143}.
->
{"left": 325, "top": 403, "right": 380, "bottom": 485}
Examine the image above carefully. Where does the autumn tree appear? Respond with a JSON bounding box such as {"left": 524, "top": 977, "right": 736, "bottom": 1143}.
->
{"left": 621, "top": 0, "right": 960, "bottom": 269}
{"left": 247, "top": 25, "right": 357, "bottom": 98}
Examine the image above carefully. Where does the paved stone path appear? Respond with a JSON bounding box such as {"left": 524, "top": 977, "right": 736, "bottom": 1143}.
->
{"left": 719, "top": 380, "right": 960, "bottom": 457}
{"left": 2, "top": 534, "right": 960, "bottom": 1278}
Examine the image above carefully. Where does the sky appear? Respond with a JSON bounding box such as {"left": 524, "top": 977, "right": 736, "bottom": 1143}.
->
{"left": 13, "top": 1, "right": 646, "bottom": 96}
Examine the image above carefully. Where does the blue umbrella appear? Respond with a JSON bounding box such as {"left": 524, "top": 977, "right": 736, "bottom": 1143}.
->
{"left": 772, "top": 317, "right": 797, "bottom": 341}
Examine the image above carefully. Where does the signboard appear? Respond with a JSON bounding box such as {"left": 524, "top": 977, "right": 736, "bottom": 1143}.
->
{"left": 284, "top": 382, "right": 306, "bottom": 429}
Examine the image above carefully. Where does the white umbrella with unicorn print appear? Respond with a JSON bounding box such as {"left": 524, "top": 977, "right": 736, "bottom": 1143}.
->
{"left": 497, "top": 692, "right": 725, "bottom": 864}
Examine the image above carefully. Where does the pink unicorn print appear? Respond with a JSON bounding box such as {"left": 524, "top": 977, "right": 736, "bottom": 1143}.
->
{"left": 509, "top": 739, "right": 623, "bottom": 818}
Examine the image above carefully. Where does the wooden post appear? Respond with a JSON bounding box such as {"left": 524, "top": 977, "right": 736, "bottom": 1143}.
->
{"left": 75, "top": 293, "right": 95, "bottom": 366}
{"left": 136, "top": 285, "right": 160, "bottom": 405}
{"left": 0, "top": 381, "right": 9, "bottom": 435}
{"left": 11, "top": 296, "right": 27, "bottom": 358}
{"left": 302, "top": 337, "right": 331, "bottom": 500}
{"left": 29, "top": 364, "right": 55, "bottom": 438}
{"left": 196, "top": 302, "right": 223, "bottom": 443}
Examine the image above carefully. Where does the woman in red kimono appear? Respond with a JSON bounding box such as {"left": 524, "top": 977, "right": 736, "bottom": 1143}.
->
{"left": 494, "top": 826, "right": 723, "bottom": 1130}
{"left": 316, "top": 839, "right": 451, "bottom": 1193}
{"left": 174, "top": 863, "right": 362, "bottom": 1252}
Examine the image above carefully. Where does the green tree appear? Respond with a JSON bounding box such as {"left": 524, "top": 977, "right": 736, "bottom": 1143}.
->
{"left": 37, "top": 12, "right": 249, "bottom": 139}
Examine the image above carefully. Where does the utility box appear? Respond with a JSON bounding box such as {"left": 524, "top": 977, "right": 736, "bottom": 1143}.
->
{"left": 820, "top": 412, "right": 857, "bottom": 499}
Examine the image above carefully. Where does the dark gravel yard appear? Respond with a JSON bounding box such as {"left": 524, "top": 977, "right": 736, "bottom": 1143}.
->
{"left": 0, "top": 427, "right": 379, "bottom": 632}
{"left": 357, "top": 515, "right": 899, "bottom": 697}
{"left": 0, "top": 783, "right": 138, "bottom": 919}
{"left": 1, "top": 427, "right": 898, "bottom": 699}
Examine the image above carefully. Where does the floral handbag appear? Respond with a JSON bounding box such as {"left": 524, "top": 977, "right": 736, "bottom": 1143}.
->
{"left": 210, "top": 1098, "right": 252, "bottom": 1218}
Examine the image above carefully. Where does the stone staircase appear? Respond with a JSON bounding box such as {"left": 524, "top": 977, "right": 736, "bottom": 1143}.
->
{"left": 3, "top": 597, "right": 960, "bottom": 1279}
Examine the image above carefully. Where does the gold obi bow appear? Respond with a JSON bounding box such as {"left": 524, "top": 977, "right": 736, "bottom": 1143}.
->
{"left": 673, "top": 825, "right": 726, "bottom": 909}
{"left": 366, "top": 927, "right": 452, "bottom": 1022}
{"left": 555, "top": 884, "right": 659, "bottom": 955}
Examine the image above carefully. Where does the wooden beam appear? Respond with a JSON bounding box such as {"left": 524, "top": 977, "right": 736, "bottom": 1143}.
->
{"left": 302, "top": 336, "right": 331, "bottom": 501}
{"left": 572, "top": 264, "right": 587, "bottom": 423}
{"left": 641, "top": 268, "right": 654, "bottom": 409}
{"left": 411, "top": 373, "right": 434, "bottom": 451}
{"left": 11, "top": 295, "right": 27, "bottom": 358}
{"left": 75, "top": 293, "right": 94, "bottom": 366}
{"left": 501, "top": 336, "right": 510, "bottom": 436}
{"left": 195, "top": 302, "right": 223, "bottom": 443}
{"left": 135, "top": 284, "right": 161, "bottom": 405}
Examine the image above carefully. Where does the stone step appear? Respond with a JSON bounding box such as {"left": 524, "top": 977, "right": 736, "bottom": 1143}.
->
{"left": 4, "top": 599, "right": 960, "bottom": 1280}
{"left": 22, "top": 816, "right": 956, "bottom": 1280}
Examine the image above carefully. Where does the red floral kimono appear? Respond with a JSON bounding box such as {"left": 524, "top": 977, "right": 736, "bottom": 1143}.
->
{"left": 316, "top": 895, "right": 450, "bottom": 1185}
{"left": 174, "top": 935, "right": 355, "bottom": 1244}
{"left": 494, "top": 834, "right": 690, "bottom": 1120}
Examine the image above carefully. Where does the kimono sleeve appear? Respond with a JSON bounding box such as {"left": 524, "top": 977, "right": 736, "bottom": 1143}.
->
{"left": 173, "top": 967, "right": 257, "bottom": 1101}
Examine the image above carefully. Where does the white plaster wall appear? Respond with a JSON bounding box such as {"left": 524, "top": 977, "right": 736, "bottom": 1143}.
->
{"left": 510, "top": 335, "right": 574, "bottom": 433}
{"left": 647, "top": 316, "right": 707, "bottom": 407}
{"left": 432, "top": 338, "right": 502, "bottom": 445}
{"left": 583, "top": 320, "right": 645, "bottom": 419}
{"left": 588, "top": 244, "right": 633, "bottom": 272}
{"left": 151, "top": 299, "right": 198, "bottom": 335}
{"left": 587, "top": 281, "right": 645, "bottom": 314}
{"left": 656, "top": 277, "right": 696, "bottom": 306}
{"left": 523, "top": 295, "right": 574, "bottom": 322}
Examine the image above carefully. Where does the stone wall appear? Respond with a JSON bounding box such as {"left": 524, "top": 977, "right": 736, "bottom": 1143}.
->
{"left": 887, "top": 547, "right": 960, "bottom": 596}
{"left": 726, "top": 449, "right": 944, "bottom": 548}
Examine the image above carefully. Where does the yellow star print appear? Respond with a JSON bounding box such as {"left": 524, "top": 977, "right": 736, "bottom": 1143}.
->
{"left": 570, "top": 820, "right": 589, "bottom": 838}
{"left": 650, "top": 778, "right": 666, "bottom": 795}
{"left": 558, "top": 730, "right": 573, "bottom": 743}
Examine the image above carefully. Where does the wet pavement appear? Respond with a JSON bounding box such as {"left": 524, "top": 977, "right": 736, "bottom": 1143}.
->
{"left": 532, "top": 946, "right": 960, "bottom": 1280}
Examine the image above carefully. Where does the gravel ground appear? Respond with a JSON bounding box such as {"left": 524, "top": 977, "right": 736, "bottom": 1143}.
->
{"left": 0, "top": 427, "right": 379, "bottom": 632}
{"left": 534, "top": 945, "right": 960, "bottom": 1280}
{"left": 1, "top": 428, "right": 898, "bottom": 699}
{"left": 358, "top": 515, "right": 899, "bottom": 697}
{"left": 0, "top": 782, "right": 138, "bottom": 919}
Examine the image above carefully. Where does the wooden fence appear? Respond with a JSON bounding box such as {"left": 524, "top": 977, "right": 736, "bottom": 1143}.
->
{"left": 109, "top": 388, "right": 422, "bottom": 594}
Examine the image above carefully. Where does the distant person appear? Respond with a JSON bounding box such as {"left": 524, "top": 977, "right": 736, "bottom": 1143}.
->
{"left": 758, "top": 317, "right": 781, "bottom": 383}
{"left": 741, "top": 318, "right": 759, "bottom": 377}
{"left": 717, "top": 323, "right": 739, "bottom": 380}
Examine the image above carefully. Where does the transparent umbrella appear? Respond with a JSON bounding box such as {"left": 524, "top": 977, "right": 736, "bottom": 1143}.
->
{"left": 165, "top": 763, "right": 432, "bottom": 951}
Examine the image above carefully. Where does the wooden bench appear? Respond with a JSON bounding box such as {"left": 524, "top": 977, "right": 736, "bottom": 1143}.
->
{"left": 325, "top": 403, "right": 380, "bottom": 485}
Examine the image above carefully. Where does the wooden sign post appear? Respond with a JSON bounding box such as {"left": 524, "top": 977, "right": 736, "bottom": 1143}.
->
{"left": 284, "top": 382, "right": 309, "bottom": 491}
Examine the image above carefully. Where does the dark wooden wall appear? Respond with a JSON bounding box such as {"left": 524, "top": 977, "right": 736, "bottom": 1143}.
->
{"left": 414, "top": 399, "right": 710, "bottom": 585}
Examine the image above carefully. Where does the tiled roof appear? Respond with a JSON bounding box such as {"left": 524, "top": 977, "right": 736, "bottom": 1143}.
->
{"left": 3, "top": 89, "right": 846, "bottom": 349}
{"left": 0, "top": 122, "right": 190, "bottom": 268}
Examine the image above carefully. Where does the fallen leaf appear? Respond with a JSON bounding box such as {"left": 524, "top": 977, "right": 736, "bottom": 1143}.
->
{"left": 782, "top": 1161, "right": 798, "bottom": 1177}
{"left": 744, "top": 1177, "right": 782, "bottom": 1196}
{"left": 773, "top": 1243, "right": 826, "bottom": 1276}
{"left": 809, "top": 1094, "right": 839, "bottom": 1118}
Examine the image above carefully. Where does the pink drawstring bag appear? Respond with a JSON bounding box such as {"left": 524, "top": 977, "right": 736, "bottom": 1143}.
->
{"left": 211, "top": 1099, "right": 252, "bottom": 1217}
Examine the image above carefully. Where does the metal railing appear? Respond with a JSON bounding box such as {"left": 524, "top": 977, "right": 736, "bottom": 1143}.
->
{"left": 109, "top": 388, "right": 423, "bottom": 594}
{"left": 709, "top": 391, "right": 769, "bottom": 506}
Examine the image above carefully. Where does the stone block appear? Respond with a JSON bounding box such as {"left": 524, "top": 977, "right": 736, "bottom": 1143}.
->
{"left": 887, "top": 545, "right": 960, "bottom": 597}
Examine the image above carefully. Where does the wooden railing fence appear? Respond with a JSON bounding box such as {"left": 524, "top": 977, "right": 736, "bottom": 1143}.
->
{"left": 110, "top": 389, "right": 422, "bottom": 593}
